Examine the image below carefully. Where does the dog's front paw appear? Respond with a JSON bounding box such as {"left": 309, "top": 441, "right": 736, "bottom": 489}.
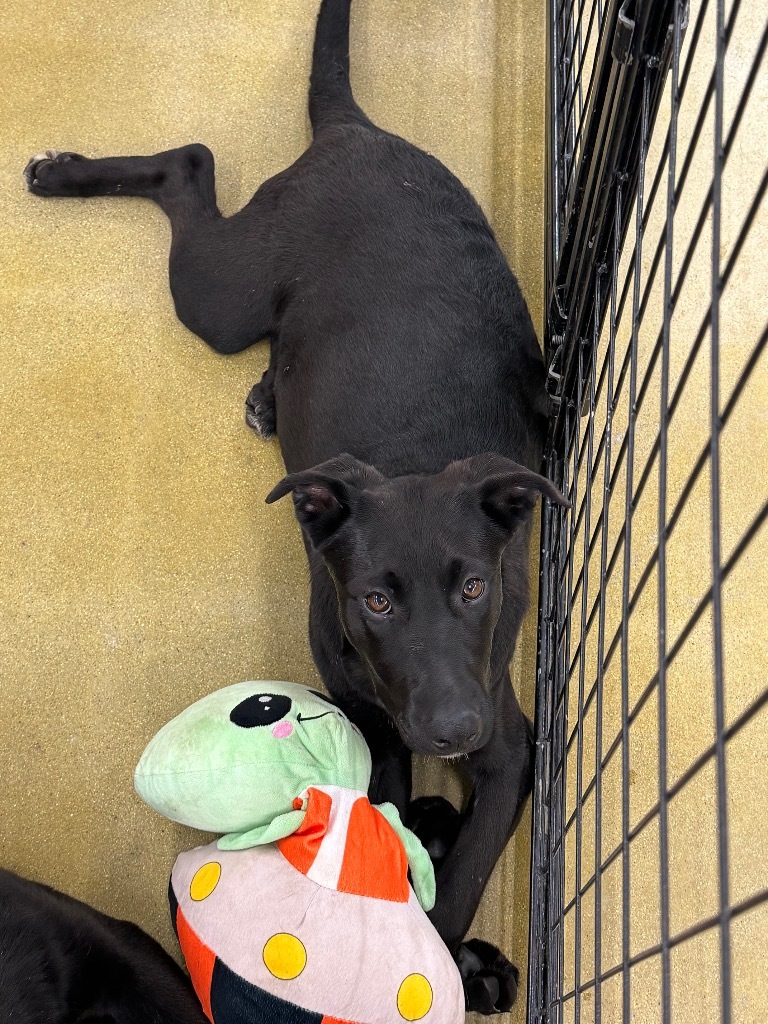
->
{"left": 245, "top": 380, "right": 277, "bottom": 438}
{"left": 456, "top": 939, "right": 520, "bottom": 1014}
{"left": 406, "top": 796, "right": 461, "bottom": 867}
{"left": 23, "top": 150, "right": 85, "bottom": 196}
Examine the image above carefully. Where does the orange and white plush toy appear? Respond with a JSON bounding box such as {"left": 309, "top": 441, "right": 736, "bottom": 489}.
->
{"left": 135, "top": 681, "right": 465, "bottom": 1024}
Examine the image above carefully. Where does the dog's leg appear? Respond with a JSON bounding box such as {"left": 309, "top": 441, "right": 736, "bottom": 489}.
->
{"left": 425, "top": 675, "right": 534, "bottom": 1012}
{"left": 245, "top": 344, "right": 278, "bottom": 439}
{"left": 406, "top": 796, "right": 462, "bottom": 868}
{"left": 23, "top": 145, "right": 217, "bottom": 217}
{"left": 23, "top": 145, "right": 281, "bottom": 355}
{"left": 345, "top": 699, "right": 413, "bottom": 814}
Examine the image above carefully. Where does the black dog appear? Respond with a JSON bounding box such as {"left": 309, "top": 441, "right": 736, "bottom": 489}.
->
{"left": 24, "top": 0, "right": 566, "bottom": 1010}
{"left": 0, "top": 869, "right": 207, "bottom": 1023}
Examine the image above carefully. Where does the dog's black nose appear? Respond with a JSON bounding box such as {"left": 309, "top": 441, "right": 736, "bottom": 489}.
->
{"left": 429, "top": 710, "right": 484, "bottom": 755}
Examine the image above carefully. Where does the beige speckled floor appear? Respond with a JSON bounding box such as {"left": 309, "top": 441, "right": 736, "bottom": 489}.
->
{"left": 1, "top": 2, "right": 545, "bottom": 1021}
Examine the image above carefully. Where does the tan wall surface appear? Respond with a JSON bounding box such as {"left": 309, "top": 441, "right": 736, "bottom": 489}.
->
{"left": 1, "top": 2, "right": 545, "bottom": 1021}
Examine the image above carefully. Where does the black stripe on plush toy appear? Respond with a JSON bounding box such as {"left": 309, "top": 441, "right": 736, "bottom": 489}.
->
{"left": 167, "top": 877, "right": 179, "bottom": 939}
{"left": 211, "top": 958, "right": 324, "bottom": 1024}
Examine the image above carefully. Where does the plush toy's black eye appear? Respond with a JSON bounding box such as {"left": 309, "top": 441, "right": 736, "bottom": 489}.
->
{"left": 230, "top": 693, "right": 292, "bottom": 728}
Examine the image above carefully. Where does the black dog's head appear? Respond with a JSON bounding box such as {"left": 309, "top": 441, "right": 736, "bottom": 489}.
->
{"left": 267, "top": 453, "right": 567, "bottom": 758}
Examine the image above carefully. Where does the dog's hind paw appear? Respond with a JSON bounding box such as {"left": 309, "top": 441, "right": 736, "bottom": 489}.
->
{"left": 456, "top": 939, "right": 520, "bottom": 1015}
{"left": 245, "top": 382, "right": 277, "bottom": 439}
{"left": 23, "top": 150, "right": 85, "bottom": 196}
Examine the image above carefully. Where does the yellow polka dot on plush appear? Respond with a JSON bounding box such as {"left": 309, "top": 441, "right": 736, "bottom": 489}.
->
{"left": 263, "top": 933, "right": 307, "bottom": 980}
{"left": 189, "top": 862, "right": 221, "bottom": 902}
{"left": 397, "top": 974, "right": 433, "bottom": 1020}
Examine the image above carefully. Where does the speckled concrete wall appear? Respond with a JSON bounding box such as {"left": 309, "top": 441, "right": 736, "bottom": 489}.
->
{"left": 1, "top": 1, "right": 545, "bottom": 1021}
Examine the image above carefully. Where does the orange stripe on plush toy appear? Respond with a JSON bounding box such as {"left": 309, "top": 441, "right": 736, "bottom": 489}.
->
{"left": 277, "top": 786, "right": 332, "bottom": 875}
{"left": 322, "top": 1016, "right": 359, "bottom": 1024}
{"left": 337, "top": 798, "right": 409, "bottom": 902}
{"left": 176, "top": 907, "right": 216, "bottom": 1022}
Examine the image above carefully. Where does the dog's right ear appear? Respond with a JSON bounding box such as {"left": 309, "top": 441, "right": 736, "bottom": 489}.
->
{"left": 266, "top": 454, "right": 383, "bottom": 550}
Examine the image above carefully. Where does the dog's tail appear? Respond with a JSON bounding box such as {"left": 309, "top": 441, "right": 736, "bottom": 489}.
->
{"left": 309, "top": 0, "right": 369, "bottom": 133}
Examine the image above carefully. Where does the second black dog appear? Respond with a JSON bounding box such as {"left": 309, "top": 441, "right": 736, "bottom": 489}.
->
{"left": 0, "top": 868, "right": 206, "bottom": 1024}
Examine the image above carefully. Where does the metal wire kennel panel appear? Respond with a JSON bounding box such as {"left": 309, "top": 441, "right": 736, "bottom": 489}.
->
{"left": 527, "top": 0, "right": 768, "bottom": 1021}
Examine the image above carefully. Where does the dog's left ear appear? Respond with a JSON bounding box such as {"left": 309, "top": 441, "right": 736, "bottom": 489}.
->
{"left": 454, "top": 454, "right": 569, "bottom": 536}
{"left": 266, "top": 453, "right": 383, "bottom": 550}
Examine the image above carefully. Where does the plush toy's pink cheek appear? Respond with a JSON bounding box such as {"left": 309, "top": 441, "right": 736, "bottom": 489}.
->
{"left": 272, "top": 721, "right": 293, "bottom": 739}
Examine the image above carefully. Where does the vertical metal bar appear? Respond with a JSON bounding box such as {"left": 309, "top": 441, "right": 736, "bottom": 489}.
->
{"left": 560, "top": 0, "right": 602, "bottom": 184}
{"left": 594, "top": 182, "right": 623, "bottom": 1024}
{"left": 573, "top": 339, "right": 587, "bottom": 1024}
{"left": 551, "top": 0, "right": 564, "bottom": 270}
{"left": 558, "top": 399, "right": 580, "bottom": 1024}
{"left": 657, "top": 4, "right": 684, "bottom": 1019}
{"left": 575, "top": 0, "right": 586, "bottom": 141}
{"left": 547, "top": 449, "right": 571, "bottom": 1022}
{"left": 530, "top": 443, "right": 566, "bottom": 1021}
{"left": 559, "top": 490, "right": 571, "bottom": 1024}
{"left": 564, "top": 1, "right": 578, "bottom": 182}
{"left": 575, "top": 288, "right": 600, "bottom": 1023}
{"left": 573, "top": 356, "right": 589, "bottom": 1011}
{"left": 710, "top": 0, "right": 732, "bottom": 1017}
{"left": 619, "top": 62, "right": 652, "bottom": 1024}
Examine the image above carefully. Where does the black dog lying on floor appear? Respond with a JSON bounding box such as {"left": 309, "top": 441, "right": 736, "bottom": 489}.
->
{"left": 24, "top": 0, "right": 566, "bottom": 1010}
{"left": 0, "top": 869, "right": 207, "bottom": 1023}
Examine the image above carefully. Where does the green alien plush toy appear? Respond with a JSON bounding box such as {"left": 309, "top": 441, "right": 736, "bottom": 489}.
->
{"left": 135, "top": 681, "right": 465, "bottom": 1024}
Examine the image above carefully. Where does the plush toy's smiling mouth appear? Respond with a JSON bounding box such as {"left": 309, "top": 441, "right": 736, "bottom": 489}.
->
{"left": 296, "top": 711, "right": 334, "bottom": 724}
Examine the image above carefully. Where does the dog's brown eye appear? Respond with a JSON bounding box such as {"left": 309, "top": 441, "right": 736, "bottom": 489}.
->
{"left": 365, "top": 592, "right": 391, "bottom": 614}
{"left": 462, "top": 578, "right": 485, "bottom": 601}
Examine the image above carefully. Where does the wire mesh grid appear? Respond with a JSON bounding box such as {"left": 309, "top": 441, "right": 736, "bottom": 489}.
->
{"left": 528, "top": 0, "right": 768, "bottom": 1021}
